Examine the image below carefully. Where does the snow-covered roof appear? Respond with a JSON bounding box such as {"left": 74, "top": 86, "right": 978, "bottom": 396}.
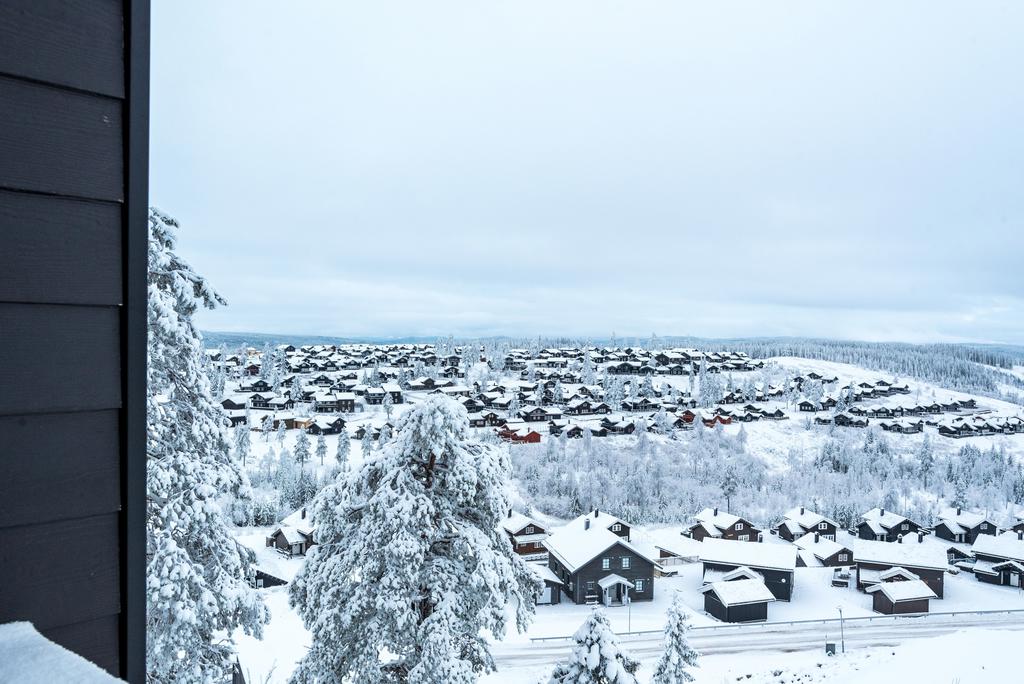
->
{"left": 971, "top": 531, "right": 1024, "bottom": 563}
{"left": 782, "top": 506, "right": 838, "bottom": 531}
{"left": 793, "top": 532, "right": 850, "bottom": 560}
{"left": 561, "top": 510, "right": 629, "bottom": 534}
{"left": 935, "top": 507, "right": 992, "bottom": 531}
{"left": 699, "top": 538, "right": 796, "bottom": 572}
{"left": 861, "top": 507, "right": 913, "bottom": 530}
{"left": 853, "top": 539, "right": 947, "bottom": 571}
{"left": 544, "top": 526, "right": 654, "bottom": 574}
{"left": 597, "top": 574, "right": 634, "bottom": 590}
{"left": 500, "top": 511, "right": 538, "bottom": 535}
{"left": 704, "top": 566, "right": 762, "bottom": 583}
{"left": 279, "top": 507, "right": 314, "bottom": 535}
{"left": 700, "top": 578, "right": 777, "bottom": 607}
{"left": 693, "top": 507, "right": 743, "bottom": 531}
{"left": 527, "top": 562, "right": 563, "bottom": 585}
{"left": 866, "top": 579, "right": 936, "bottom": 603}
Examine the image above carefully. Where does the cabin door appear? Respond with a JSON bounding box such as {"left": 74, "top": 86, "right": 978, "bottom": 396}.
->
{"left": 1011, "top": 572, "right": 1021, "bottom": 588}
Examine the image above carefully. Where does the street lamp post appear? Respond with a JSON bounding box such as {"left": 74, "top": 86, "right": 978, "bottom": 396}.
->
{"left": 837, "top": 606, "right": 845, "bottom": 654}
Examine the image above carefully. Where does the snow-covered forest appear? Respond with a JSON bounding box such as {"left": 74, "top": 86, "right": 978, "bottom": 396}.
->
{"left": 512, "top": 421, "right": 1024, "bottom": 530}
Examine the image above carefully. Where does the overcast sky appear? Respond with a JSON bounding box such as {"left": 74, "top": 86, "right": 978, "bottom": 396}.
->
{"left": 151, "top": 2, "right": 1024, "bottom": 343}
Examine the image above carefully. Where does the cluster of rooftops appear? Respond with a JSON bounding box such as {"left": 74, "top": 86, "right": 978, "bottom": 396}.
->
{"left": 496, "top": 504, "right": 1024, "bottom": 620}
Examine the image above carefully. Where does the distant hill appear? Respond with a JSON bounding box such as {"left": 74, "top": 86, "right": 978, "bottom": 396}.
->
{"left": 200, "top": 330, "right": 441, "bottom": 349}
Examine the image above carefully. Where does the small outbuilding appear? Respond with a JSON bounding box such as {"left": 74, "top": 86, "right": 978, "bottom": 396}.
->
{"left": 866, "top": 578, "right": 937, "bottom": 614}
{"left": 701, "top": 578, "right": 776, "bottom": 623}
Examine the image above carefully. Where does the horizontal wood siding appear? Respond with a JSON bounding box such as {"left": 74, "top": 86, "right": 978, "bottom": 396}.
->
{"left": 0, "top": 303, "right": 121, "bottom": 415}
{"left": 0, "top": 0, "right": 124, "bottom": 98}
{"left": 0, "top": 410, "right": 121, "bottom": 527}
{"left": 0, "top": 514, "right": 121, "bottom": 630}
{"left": 0, "top": 189, "right": 122, "bottom": 305}
{"left": 41, "top": 615, "right": 121, "bottom": 675}
{"left": 0, "top": 75, "right": 123, "bottom": 200}
{"left": 0, "top": 1, "right": 143, "bottom": 676}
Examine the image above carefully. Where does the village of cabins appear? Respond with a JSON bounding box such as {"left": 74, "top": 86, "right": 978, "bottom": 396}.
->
{"left": 214, "top": 342, "right": 1024, "bottom": 625}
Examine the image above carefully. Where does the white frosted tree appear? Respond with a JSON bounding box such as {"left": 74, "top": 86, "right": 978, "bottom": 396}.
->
{"left": 651, "top": 594, "right": 698, "bottom": 684}
{"left": 146, "top": 208, "right": 267, "bottom": 682}
{"left": 336, "top": 426, "right": 351, "bottom": 469}
{"left": 233, "top": 422, "right": 251, "bottom": 468}
{"left": 294, "top": 428, "right": 311, "bottom": 465}
{"left": 315, "top": 432, "right": 328, "bottom": 466}
{"left": 549, "top": 608, "right": 639, "bottom": 684}
{"left": 288, "top": 394, "right": 537, "bottom": 683}
{"left": 361, "top": 426, "right": 374, "bottom": 456}
{"left": 382, "top": 390, "right": 395, "bottom": 419}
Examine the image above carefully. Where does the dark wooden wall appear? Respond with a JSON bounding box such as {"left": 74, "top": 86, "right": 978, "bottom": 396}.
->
{"left": 0, "top": 1, "right": 149, "bottom": 680}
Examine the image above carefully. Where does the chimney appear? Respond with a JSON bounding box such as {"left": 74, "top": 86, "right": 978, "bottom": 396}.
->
{"left": 814, "top": 532, "right": 819, "bottom": 543}
{"left": 508, "top": 508, "right": 513, "bottom": 518}
{"left": 956, "top": 507, "right": 962, "bottom": 516}
{"left": 584, "top": 518, "right": 591, "bottom": 531}
{"left": 897, "top": 533, "right": 903, "bottom": 543}
{"left": 595, "top": 509, "right": 600, "bottom": 518}
{"left": 880, "top": 508, "right": 885, "bottom": 517}
{"left": 800, "top": 507, "right": 805, "bottom": 515}
{"left": 713, "top": 507, "right": 719, "bottom": 516}
{"left": 301, "top": 507, "right": 306, "bottom": 520}
{"left": 918, "top": 531, "right": 924, "bottom": 543}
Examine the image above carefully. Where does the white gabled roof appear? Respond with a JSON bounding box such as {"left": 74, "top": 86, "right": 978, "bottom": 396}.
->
{"left": 853, "top": 539, "right": 947, "bottom": 571}
{"left": 500, "top": 511, "right": 540, "bottom": 536}
{"left": 861, "top": 507, "right": 912, "bottom": 530}
{"left": 699, "top": 538, "right": 796, "bottom": 572}
{"left": 936, "top": 507, "right": 991, "bottom": 530}
{"left": 972, "top": 531, "right": 1024, "bottom": 563}
{"left": 527, "top": 562, "right": 563, "bottom": 586}
{"left": 694, "top": 507, "right": 743, "bottom": 531}
{"left": 701, "top": 578, "right": 776, "bottom": 607}
{"left": 866, "top": 579, "right": 936, "bottom": 603}
{"left": 793, "top": 532, "right": 850, "bottom": 560}
{"left": 783, "top": 506, "right": 838, "bottom": 530}
{"left": 597, "top": 574, "right": 634, "bottom": 590}
{"left": 562, "top": 510, "right": 629, "bottom": 534}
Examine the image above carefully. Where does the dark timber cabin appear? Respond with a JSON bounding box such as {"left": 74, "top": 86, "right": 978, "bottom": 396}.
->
{"left": 0, "top": 1, "right": 150, "bottom": 679}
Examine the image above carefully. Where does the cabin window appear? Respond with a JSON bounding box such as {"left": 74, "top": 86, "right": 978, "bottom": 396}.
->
{"left": 838, "top": 553, "right": 848, "bottom": 562}
{"left": 738, "top": 534, "right": 749, "bottom": 541}
{"left": 525, "top": 526, "right": 534, "bottom": 534}
{"left": 734, "top": 523, "right": 743, "bottom": 531}
{"left": 818, "top": 522, "right": 828, "bottom": 530}
{"left": 612, "top": 524, "right": 622, "bottom": 532}
{"left": 586, "top": 581, "right": 595, "bottom": 591}
{"left": 980, "top": 523, "right": 987, "bottom": 530}
{"left": 621, "top": 557, "right": 631, "bottom": 569}
{"left": 602, "top": 558, "right": 610, "bottom": 570}
{"left": 901, "top": 523, "right": 909, "bottom": 530}
{"left": 635, "top": 579, "right": 645, "bottom": 592}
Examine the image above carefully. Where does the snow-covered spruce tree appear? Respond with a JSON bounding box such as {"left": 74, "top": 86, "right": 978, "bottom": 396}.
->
{"left": 651, "top": 594, "right": 698, "bottom": 684}
{"left": 146, "top": 208, "right": 268, "bottom": 682}
{"left": 294, "top": 428, "right": 311, "bottom": 465}
{"left": 549, "top": 608, "right": 639, "bottom": 684}
{"left": 315, "top": 432, "right": 328, "bottom": 466}
{"left": 336, "top": 426, "right": 351, "bottom": 469}
{"left": 288, "top": 394, "right": 537, "bottom": 684}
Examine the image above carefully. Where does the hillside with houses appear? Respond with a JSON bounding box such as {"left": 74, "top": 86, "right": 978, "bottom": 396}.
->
{"left": 207, "top": 339, "right": 1024, "bottom": 683}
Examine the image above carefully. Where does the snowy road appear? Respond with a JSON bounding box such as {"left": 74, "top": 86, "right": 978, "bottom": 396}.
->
{"left": 492, "top": 612, "right": 1024, "bottom": 667}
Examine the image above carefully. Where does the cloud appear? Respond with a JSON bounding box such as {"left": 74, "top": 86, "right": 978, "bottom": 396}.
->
{"left": 151, "top": 1, "right": 1024, "bottom": 342}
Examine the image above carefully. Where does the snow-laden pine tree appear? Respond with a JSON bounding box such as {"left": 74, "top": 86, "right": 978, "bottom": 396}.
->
{"left": 336, "top": 426, "right": 351, "bottom": 469}
{"left": 294, "top": 428, "right": 311, "bottom": 465}
{"left": 288, "top": 394, "right": 537, "bottom": 684}
{"left": 315, "top": 432, "right": 328, "bottom": 466}
{"left": 651, "top": 593, "right": 698, "bottom": 684}
{"left": 146, "top": 208, "right": 268, "bottom": 682}
{"left": 549, "top": 608, "right": 639, "bottom": 684}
